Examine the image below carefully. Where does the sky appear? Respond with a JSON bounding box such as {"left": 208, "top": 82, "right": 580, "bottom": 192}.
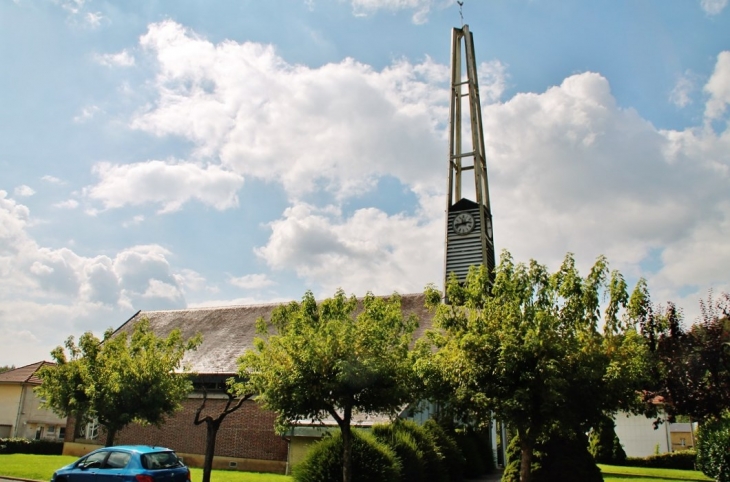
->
{"left": 1, "top": 0, "right": 729, "bottom": 367}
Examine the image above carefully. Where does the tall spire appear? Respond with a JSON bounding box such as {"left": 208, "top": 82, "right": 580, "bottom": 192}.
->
{"left": 444, "top": 25, "right": 496, "bottom": 291}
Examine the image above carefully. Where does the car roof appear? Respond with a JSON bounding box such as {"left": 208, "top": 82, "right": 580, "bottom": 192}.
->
{"left": 99, "top": 445, "right": 175, "bottom": 454}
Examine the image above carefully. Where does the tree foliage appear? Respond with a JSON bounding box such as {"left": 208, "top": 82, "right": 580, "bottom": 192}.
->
{"left": 236, "top": 290, "right": 418, "bottom": 482}
{"left": 37, "top": 318, "right": 201, "bottom": 446}
{"left": 417, "top": 251, "right": 654, "bottom": 482}
{"left": 696, "top": 414, "right": 730, "bottom": 482}
{"left": 638, "top": 290, "right": 730, "bottom": 424}
{"left": 0, "top": 365, "right": 15, "bottom": 374}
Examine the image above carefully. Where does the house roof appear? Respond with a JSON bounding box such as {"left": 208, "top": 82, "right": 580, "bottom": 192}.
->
{"left": 0, "top": 361, "right": 54, "bottom": 385}
{"left": 114, "top": 292, "right": 435, "bottom": 375}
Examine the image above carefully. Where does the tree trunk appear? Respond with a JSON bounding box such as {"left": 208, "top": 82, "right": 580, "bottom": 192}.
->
{"left": 202, "top": 421, "right": 220, "bottom": 482}
{"left": 342, "top": 423, "right": 353, "bottom": 482}
{"left": 193, "top": 390, "right": 250, "bottom": 482}
{"left": 336, "top": 404, "right": 353, "bottom": 482}
{"left": 105, "top": 427, "right": 117, "bottom": 447}
{"left": 520, "top": 435, "right": 534, "bottom": 482}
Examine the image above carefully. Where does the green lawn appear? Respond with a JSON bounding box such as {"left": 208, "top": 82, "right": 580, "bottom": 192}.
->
{"left": 0, "top": 454, "right": 292, "bottom": 482}
{"left": 599, "top": 464, "right": 712, "bottom": 482}
{"left": 1, "top": 455, "right": 711, "bottom": 482}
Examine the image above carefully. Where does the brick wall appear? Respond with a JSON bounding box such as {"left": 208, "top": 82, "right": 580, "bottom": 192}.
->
{"left": 70, "top": 398, "right": 288, "bottom": 462}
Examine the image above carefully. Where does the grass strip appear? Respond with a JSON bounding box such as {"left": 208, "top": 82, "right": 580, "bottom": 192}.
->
{"left": 599, "top": 463, "right": 711, "bottom": 481}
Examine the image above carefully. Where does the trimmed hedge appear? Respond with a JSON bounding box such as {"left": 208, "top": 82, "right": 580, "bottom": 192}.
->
{"left": 292, "top": 430, "right": 401, "bottom": 482}
{"left": 372, "top": 424, "right": 426, "bottom": 482}
{"left": 623, "top": 450, "right": 697, "bottom": 471}
{"left": 390, "top": 420, "right": 450, "bottom": 482}
{"left": 0, "top": 438, "right": 64, "bottom": 455}
{"left": 454, "top": 430, "right": 486, "bottom": 478}
{"left": 697, "top": 417, "right": 730, "bottom": 482}
{"left": 422, "top": 420, "right": 465, "bottom": 482}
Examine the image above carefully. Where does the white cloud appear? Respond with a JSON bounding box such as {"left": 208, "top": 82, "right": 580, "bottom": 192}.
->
{"left": 704, "top": 51, "right": 730, "bottom": 121}
{"left": 122, "top": 215, "right": 145, "bottom": 227}
{"left": 73, "top": 105, "right": 101, "bottom": 123}
{"left": 174, "top": 269, "right": 208, "bottom": 293}
{"left": 57, "top": 0, "right": 85, "bottom": 15}
{"left": 85, "top": 11, "right": 104, "bottom": 28}
{"left": 349, "top": 0, "right": 453, "bottom": 24}
{"left": 84, "top": 159, "right": 245, "bottom": 213}
{"left": 53, "top": 199, "right": 79, "bottom": 209}
{"left": 0, "top": 194, "right": 204, "bottom": 364}
{"left": 256, "top": 202, "right": 442, "bottom": 295}
{"left": 700, "top": 0, "right": 728, "bottom": 15}
{"left": 669, "top": 70, "right": 699, "bottom": 108}
{"left": 229, "top": 273, "right": 275, "bottom": 290}
{"left": 94, "top": 49, "right": 135, "bottom": 67}
{"left": 42, "top": 175, "right": 64, "bottom": 185}
{"left": 131, "top": 21, "right": 459, "bottom": 200}
{"left": 14, "top": 185, "right": 35, "bottom": 197}
{"left": 479, "top": 60, "right": 508, "bottom": 104}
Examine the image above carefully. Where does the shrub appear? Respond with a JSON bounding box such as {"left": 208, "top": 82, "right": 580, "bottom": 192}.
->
{"left": 502, "top": 434, "right": 526, "bottom": 482}
{"left": 697, "top": 417, "right": 730, "bottom": 481}
{"left": 623, "top": 450, "right": 697, "bottom": 470}
{"left": 293, "top": 430, "right": 401, "bottom": 482}
{"left": 503, "top": 431, "right": 602, "bottom": 482}
{"left": 391, "top": 420, "right": 449, "bottom": 482}
{"left": 535, "top": 431, "right": 602, "bottom": 482}
{"left": 422, "top": 419, "right": 465, "bottom": 482}
{"left": 589, "top": 415, "right": 627, "bottom": 464}
{"left": 0, "top": 438, "right": 64, "bottom": 455}
{"left": 473, "top": 428, "right": 496, "bottom": 473}
{"left": 454, "top": 430, "right": 486, "bottom": 478}
{"left": 372, "top": 424, "right": 425, "bottom": 482}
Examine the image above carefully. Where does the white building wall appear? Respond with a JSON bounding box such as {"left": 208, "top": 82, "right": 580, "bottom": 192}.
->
{"left": 0, "top": 384, "right": 22, "bottom": 437}
{"left": 614, "top": 411, "right": 671, "bottom": 457}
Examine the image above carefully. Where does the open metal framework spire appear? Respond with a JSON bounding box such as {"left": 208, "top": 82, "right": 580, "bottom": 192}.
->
{"left": 444, "top": 24, "right": 496, "bottom": 290}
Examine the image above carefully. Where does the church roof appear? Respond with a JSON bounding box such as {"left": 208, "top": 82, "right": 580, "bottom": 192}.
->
{"left": 114, "top": 292, "right": 434, "bottom": 375}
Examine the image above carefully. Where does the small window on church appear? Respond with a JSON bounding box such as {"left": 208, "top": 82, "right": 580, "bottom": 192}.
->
{"left": 47, "top": 425, "right": 56, "bottom": 434}
{"left": 680, "top": 438, "right": 686, "bottom": 446}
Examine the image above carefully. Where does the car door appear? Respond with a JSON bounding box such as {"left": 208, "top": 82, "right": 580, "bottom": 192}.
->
{"left": 94, "top": 450, "right": 132, "bottom": 482}
{"left": 66, "top": 451, "right": 108, "bottom": 482}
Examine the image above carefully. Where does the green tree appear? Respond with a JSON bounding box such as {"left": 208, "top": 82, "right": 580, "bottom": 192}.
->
{"left": 37, "top": 318, "right": 201, "bottom": 446}
{"left": 417, "top": 251, "right": 653, "bottom": 482}
{"left": 236, "top": 290, "right": 418, "bottom": 482}
{"left": 0, "top": 365, "right": 15, "bottom": 374}
{"left": 697, "top": 414, "right": 730, "bottom": 482}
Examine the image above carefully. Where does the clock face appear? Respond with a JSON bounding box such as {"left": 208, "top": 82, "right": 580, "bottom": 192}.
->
{"left": 452, "top": 212, "right": 475, "bottom": 235}
{"left": 486, "top": 217, "right": 493, "bottom": 239}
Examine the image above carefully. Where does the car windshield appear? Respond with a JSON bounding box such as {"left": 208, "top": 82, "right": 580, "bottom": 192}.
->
{"left": 141, "top": 451, "right": 183, "bottom": 470}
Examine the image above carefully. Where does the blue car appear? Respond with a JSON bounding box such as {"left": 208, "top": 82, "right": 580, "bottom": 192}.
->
{"left": 50, "top": 445, "right": 190, "bottom": 482}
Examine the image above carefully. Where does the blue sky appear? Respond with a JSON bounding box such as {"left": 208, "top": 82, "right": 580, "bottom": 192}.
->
{"left": 1, "top": 0, "right": 729, "bottom": 366}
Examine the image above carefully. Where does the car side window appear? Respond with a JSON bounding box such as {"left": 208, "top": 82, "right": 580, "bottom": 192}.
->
{"left": 105, "top": 451, "right": 131, "bottom": 469}
{"left": 79, "top": 451, "right": 107, "bottom": 469}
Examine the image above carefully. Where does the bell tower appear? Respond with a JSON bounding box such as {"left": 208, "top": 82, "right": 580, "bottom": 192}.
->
{"left": 444, "top": 24, "right": 496, "bottom": 289}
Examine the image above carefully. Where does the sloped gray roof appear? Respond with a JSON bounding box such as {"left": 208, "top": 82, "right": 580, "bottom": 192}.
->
{"left": 115, "top": 293, "right": 434, "bottom": 375}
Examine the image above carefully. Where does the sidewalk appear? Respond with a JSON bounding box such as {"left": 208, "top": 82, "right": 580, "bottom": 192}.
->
{"left": 470, "top": 469, "right": 504, "bottom": 481}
